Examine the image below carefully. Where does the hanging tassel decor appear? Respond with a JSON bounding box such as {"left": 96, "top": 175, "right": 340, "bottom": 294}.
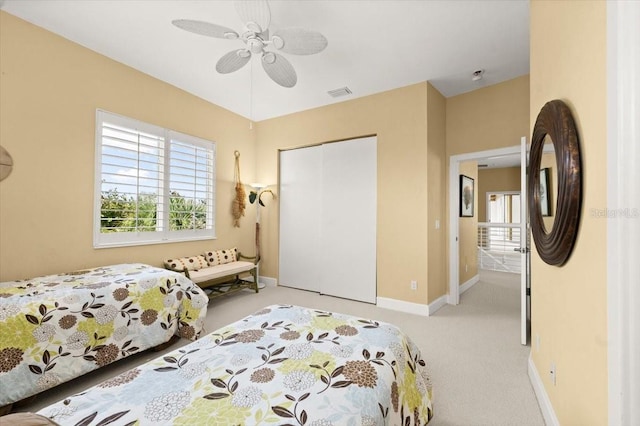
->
{"left": 232, "top": 151, "right": 246, "bottom": 227}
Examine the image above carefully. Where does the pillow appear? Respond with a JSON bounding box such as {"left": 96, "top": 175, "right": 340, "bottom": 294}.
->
{"left": 164, "top": 255, "right": 208, "bottom": 272}
{"left": 204, "top": 248, "right": 238, "bottom": 266}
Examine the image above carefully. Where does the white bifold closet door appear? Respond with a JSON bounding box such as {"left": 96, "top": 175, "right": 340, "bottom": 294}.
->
{"left": 279, "top": 136, "right": 377, "bottom": 303}
{"left": 279, "top": 145, "right": 323, "bottom": 293}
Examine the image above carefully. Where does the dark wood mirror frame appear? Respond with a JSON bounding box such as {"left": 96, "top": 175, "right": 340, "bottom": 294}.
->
{"left": 528, "top": 100, "right": 582, "bottom": 266}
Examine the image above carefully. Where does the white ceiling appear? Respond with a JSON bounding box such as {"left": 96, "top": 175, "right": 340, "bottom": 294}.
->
{"left": 1, "top": 0, "right": 529, "bottom": 122}
{"left": 478, "top": 154, "right": 521, "bottom": 169}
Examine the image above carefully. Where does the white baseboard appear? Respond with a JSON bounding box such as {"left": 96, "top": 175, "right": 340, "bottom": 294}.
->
{"left": 459, "top": 274, "right": 480, "bottom": 295}
{"left": 258, "top": 276, "right": 277, "bottom": 287}
{"left": 528, "top": 354, "right": 560, "bottom": 426}
{"left": 376, "top": 295, "right": 448, "bottom": 316}
{"left": 427, "top": 295, "right": 448, "bottom": 315}
{"left": 377, "top": 297, "right": 429, "bottom": 316}
{"left": 244, "top": 275, "right": 277, "bottom": 289}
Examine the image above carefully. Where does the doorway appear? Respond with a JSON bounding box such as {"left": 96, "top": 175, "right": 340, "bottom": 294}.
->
{"left": 480, "top": 192, "right": 521, "bottom": 274}
{"left": 448, "top": 141, "right": 530, "bottom": 345}
{"left": 487, "top": 192, "right": 521, "bottom": 224}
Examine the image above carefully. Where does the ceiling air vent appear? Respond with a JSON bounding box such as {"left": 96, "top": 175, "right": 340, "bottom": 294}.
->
{"left": 327, "top": 87, "right": 352, "bottom": 98}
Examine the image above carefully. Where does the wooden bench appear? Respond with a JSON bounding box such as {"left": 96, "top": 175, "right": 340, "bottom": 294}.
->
{"left": 165, "top": 252, "right": 259, "bottom": 300}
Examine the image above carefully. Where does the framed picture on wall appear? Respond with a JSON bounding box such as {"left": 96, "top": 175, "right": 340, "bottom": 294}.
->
{"left": 459, "top": 175, "right": 474, "bottom": 217}
{"left": 540, "top": 167, "right": 552, "bottom": 216}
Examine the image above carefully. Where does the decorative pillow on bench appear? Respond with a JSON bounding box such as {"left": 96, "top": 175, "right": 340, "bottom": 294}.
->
{"left": 204, "top": 248, "right": 238, "bottom": 266}
{"left": 164, "top": 255, "right": 208, "bottom": 272}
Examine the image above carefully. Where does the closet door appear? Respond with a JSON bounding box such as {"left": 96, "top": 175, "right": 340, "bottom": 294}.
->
{"left": 319, "top": 136, "right": 377, "bottom": 303}
{"left": 278, "top": 145, "right": 322, "bottom": 292}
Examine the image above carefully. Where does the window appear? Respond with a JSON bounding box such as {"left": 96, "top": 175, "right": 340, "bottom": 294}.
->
{"left": 94, "top": 110, "right": 215, "bottom": 248}
{"left": 487, "top": 192, "right": 520, "bottom": 224}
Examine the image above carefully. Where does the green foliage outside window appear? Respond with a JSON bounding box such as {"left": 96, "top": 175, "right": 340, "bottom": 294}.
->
{"left": 101, "top": 188, "right": 207, "bottom": 233}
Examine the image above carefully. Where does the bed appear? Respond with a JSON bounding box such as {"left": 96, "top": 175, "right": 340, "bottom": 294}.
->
{"left": 0, "top": 263, "right": 209, "bottom": 408}
{"left": 36, "top": 304, "right": 433, "bottom": 425}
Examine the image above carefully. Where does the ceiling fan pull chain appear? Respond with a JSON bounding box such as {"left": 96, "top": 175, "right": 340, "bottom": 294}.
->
{"left": 249, "top": 58, "right": 254, "bottom": 129}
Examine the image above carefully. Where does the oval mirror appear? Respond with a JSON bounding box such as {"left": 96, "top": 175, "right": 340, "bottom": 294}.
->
{"left": 528, "top": 100, "right": 582, "bottom": 266}
{"left": 539, "top": 135, "right": 557, "bottom": 233}
{"left": 0, "top": 146, "right": 13, "bottom": 181}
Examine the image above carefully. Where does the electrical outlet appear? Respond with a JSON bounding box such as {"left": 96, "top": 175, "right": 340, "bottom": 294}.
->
{"left": 550, "top": 362, "right": 557, "bottom": 386}
{"left": 410, "top": 280, "right": 417, "bottom": 290}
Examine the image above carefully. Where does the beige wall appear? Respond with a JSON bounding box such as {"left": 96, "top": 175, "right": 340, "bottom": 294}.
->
{"left": 0, "top": 12, "right": 256, "bottom": 281}
{"left": 256, "top": 76, "right": 529, "bottom": 302}
{"left": 0, "top": 9, "right": 531, "bottom": 312}
{"left": 447, "top": 75, "right": 529, "bottom": 156}
{"left": 477, "top": 167, "right": 521, "bottom": 222}
{"left": 458, "top": 161, "right": 478, "bottom": 284}
{"left": 426, "top": 84, "right": 447, "bottom": 299}
{"left": 256, "top": 83, "right": 437, "bottom": 303}
{"left": 446, "top": 76, "right": 529, "bottom": 288}
{"left": 530, "top": 1, "right": 607, "bottom": 424}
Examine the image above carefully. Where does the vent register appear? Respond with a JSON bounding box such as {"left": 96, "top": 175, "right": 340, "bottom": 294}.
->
{"left": 327, "top": 86, "right": 352, "bottom": 98}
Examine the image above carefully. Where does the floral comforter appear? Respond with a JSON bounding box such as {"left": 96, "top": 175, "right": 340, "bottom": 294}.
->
{"left": 0, "top": 263, "right": 208, "bottom": 406}
{"left": 38, "top": 304, "right": 433, "bottom": 425}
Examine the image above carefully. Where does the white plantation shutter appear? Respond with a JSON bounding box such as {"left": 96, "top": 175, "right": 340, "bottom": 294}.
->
{"left": 167, "top": 134, "right": 215, "bottom": 235}
{"left": 94, "top": 110, "right": 216, "bottom": 248}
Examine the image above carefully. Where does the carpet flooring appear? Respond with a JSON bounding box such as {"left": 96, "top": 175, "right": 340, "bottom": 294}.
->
{"left": 12, "top": 270, "right": 544, "bottom": 425}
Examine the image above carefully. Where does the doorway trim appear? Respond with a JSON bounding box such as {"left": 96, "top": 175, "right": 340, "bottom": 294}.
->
{"left": 607, "top": 0, "right": 639, "bottom": 423}
{"left": 448, "top": 145, "right": 522, "bottom": 305}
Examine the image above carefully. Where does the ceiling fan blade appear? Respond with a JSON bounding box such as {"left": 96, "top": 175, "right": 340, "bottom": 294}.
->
{"left": 272, "top": 28, "right": 328, "bottom": 55}
{"left": 216, "top": 49, "right": 251, "bottom": 74}
{"left": 235, "top": 0, "right": 271, "bottom": 32}
{"left": 172, "top": 19, "right": 238, "bottom": 39}
{"left": 261, "top": 52, "right": 297, "bottom": 88}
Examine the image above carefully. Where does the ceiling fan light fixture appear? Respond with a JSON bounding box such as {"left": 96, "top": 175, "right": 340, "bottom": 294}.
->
{"left": 173, "top": 0, "right": 326, "bottom": 88}
{"left": 262, "top": 52, "right": 276, "bottom": 64}
{"left": 272, "top": 35, "right": 284, "bottom": 50}
{"left": 248, "top": 38, "right": 264, "bottom": 54}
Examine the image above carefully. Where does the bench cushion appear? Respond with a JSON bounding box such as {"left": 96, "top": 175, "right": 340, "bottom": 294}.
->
{"left": 187, "top": 261, "right": 255, "bottom": 283}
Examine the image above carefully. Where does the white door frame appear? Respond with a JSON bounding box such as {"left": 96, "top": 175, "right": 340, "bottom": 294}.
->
{"left": 607, "top": 1, "right": 639, "bottom": 424}
{"left": 519, "top": 136, "right": 530, "bottom": 346}
{"left": 448, "top": 144, "right": 522, "bottom": 305}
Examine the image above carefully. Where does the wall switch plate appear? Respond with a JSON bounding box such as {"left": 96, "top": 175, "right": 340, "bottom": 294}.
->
{"left": 435, "top": 219, "right": 440, "bottom": 229}
{"left": 410, "top": 280, "right": 417, "bottom": 290}
{"left": 550, "top": 362, "right": 557, "bottom": 385}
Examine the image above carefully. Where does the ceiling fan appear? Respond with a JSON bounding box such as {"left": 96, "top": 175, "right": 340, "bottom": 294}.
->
{"left": 172, "top": 0, "right": 328, "bottom": 88}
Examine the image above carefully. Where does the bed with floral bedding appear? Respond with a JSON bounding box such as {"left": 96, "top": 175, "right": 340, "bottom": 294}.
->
{"left": 0, "top": 263, "right": 208, "bottom": 408}
{"left": 37, "top": 304, "right": 433, "bottom": 425}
